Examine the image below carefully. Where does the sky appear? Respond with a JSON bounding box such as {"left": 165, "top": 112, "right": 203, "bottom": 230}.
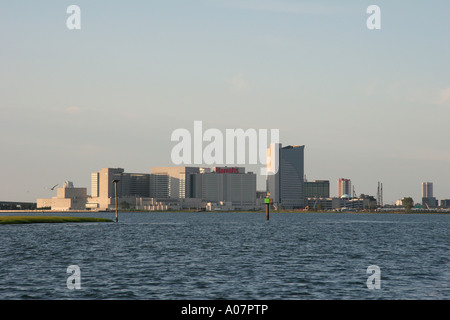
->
{"left": 0, "top": 0, "right": 449, "bottom": 204}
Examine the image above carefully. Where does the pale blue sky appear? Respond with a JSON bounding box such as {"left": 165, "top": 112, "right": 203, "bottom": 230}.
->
{"left": 1, "top": 1, "right": 449, "bottom": 203}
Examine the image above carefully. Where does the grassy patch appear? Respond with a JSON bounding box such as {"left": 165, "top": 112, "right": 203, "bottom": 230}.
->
{"left": 0, "top": 216, "right": 113, "bottom": 225}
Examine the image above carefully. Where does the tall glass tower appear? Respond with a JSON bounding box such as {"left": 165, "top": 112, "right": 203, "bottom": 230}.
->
{"left": 266, "top": 144, "right": 305, "bottom": 209}
{"left": 421, "top": 182, "right": 437, "bottom": 208}
{"left": 422, "top": 182, "right": 433, "bottom": 198}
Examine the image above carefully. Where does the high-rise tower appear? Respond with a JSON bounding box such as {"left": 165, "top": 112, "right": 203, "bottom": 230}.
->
{"left": 266, "top": 144, "right": 305, "bottom": 209}
{"left": 422, "top": 182, "right": 433, "bottom": 198}
{"left": 337, "top": 178, "right": 351, "bottom": 198}
{"left": 422, "top": 182, "right": 437, "bottom": 208}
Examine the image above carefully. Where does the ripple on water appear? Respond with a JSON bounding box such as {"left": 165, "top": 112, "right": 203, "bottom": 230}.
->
{"left": 0, "top": 212, "right": 448, "bottom": 299}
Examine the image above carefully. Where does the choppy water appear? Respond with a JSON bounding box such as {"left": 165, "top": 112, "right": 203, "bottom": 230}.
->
{"left": 0, "top": 212, "right": 448, "bottom": 299}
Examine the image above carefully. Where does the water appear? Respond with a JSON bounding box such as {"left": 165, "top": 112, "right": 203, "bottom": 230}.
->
{"left": 0, "top": 212, "right": 448, "bottom": 299}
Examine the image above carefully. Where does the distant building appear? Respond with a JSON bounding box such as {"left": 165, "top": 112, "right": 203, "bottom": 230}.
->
{"left": 37, "top": 181, "right": 87, "bottom": 211}
{"left": 193, "top": 167, "right": 257, "bottom": 209}
{"left": 134, "top": 197, "right": 205, "bottom": 211}
{"left": 337, "top": 178, "right": 351, "bottom": 198}
{"left": 440, "top": 199, "right": 450, "bottom": 208}
{"left": 422, "top": 197, "right": 438, "bottom": 208}
{"left": 89, "top": 168, "right": 151, "bottom": 210}
{"left": 332, "top": 194, "right": 377, "bottom": 211}
{"left": 422, "top": 182, "right": 433, "bottom": 198}
{"left": 304, "top": 180, "right": 330, "bottom": 199}
{"left": 150, "top": 166, "right": 200, "bottom": 199}
{"left": 150, "top": 166, "right": 258, "bottom": 210}
{"left": 305, "top": 194, "right": 376, "bottom": 211}
{"left": 266, "top": 144, "right": 305, "bottom": 209}
{"left": 305, "top": 197, "right": 333, "bottom": 210}
{"left": 0, "top": 201, "right": 36, "bottom": 210}
{"left": 421, "top": 182, "right": 437, "bottom": 208}
{"left": 304, "top": 180, "right": 330, "bottom": 210}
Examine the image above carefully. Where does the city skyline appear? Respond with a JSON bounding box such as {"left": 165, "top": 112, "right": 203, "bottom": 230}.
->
{"left": 1, "top": 1, "right": 449, "bottom": 204}
{"left": 36, "top": 163, "right": 449, "bottom": 208}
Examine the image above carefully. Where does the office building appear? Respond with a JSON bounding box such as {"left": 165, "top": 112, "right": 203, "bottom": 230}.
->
{"left": 422, "top": 182, "right": 433, "bottom": 198}
{"left": 266, "top": 144, "right": 305, "bottom": 209}
{"left": 338, "top": 178, "right": 352, "bottom": 198}
{"left": 194, "top": 167, "right": 256, "bottom": 209}
{"left": 89, "top": 168, "right": 151, "bottom": 210}
{"left": 149, "top": 173, "right": 170, "bottom": 199}
{"left": 150, "top": 166, "right": 200, "bottom": 199}
{"left": 149, "top": 166, "right": 257, "bottom": 210}
{"left": 304, "top": 180, "right": 330, "bottom": 199}
{"left": 422, "top": 197, "right": 438, "bottom": 208}
{"left": 421, "top": 182, "right": 437, "bottom": 208}
{"left": 440, "top": 199, "right": 450, "bottom": 208}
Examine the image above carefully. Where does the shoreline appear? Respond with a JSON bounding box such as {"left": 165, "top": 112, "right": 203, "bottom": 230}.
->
{"left": 1, "top": 209, "right": 449, "bottom": 215}
{"left": 0, "top": 216, "right": 113, "bottom": 224}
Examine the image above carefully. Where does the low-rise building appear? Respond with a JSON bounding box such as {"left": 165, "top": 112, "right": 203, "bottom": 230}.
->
{"left": 332, "top": 195, "right": 377, "bottom": 211}
{"left": 422, "top": 197, "right": 438, "bottom": 208}
{"left": 305, "top": 194, "right": 377, "bottom": 211}
{"left": 440, "top": 199, "right": 450, "bottom": 208}
{"left": 37, "top": 181, "right": 87, "bottom": 211}
{"left": 305, "top": 197, "right": 333, "bottom": 210}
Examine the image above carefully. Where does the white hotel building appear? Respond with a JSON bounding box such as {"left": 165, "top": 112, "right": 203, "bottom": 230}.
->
{"left": 151, "top": 166, "right": 257, "bottom": 210}
{"left": 192, "top": 167, "right": 257, "bottom": 209}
